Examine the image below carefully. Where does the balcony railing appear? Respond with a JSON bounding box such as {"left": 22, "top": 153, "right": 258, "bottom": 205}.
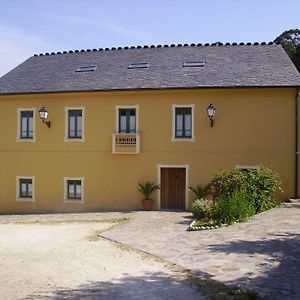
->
{"left": 112, "top": 133, "right": 140, "bottom": 154}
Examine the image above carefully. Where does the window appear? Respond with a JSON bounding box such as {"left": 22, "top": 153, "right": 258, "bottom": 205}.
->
{"left": 75, "top": 66, "right": 96, "bottom": 72}
{"left": 67, "top": 180, "right": 82, "bottom": 200}
{"left": 128, "top": 63, "right": 149, "bottom": 69}
{"left": 68, "top": 110, "right": 82, "bottom": 138}
{"left": 16, "top": 177, "right": 34, "bottom": 201}
{"left": 119, "top": 108, "right": 136, "bottom": 133}
{"left": 236, "top": 165, "right": 260, "bottom": 172}
{"left": 172, "top": 105, "right": 194, "bottom": 141}
{"left": 64, "top": 177, "right": 84, "bottom": 203}
{"left": 183, "top": 61, "right": 206, "bottom": 67}
{"left": 17, "top": 109, "right": 35, "bottom": 142}
{"left": 65, "top": 107, "right": 85, "bottom": 141}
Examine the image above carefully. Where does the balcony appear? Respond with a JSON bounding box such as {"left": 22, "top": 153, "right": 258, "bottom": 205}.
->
{"left": 112, "top": 133, "right": 140, "bottom": 154}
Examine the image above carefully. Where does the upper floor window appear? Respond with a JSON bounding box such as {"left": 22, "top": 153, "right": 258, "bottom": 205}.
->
{"left": 65, "top": 107, "right": 85, "bottom": 141}
{"left": 17, "top": 109, "right": 35, "bottom": 142}
{"left": 172, "top": 105, "right": 194, "bottom": 141}
{"left": 118, "top": 108, "right": 136, "bottom": 133}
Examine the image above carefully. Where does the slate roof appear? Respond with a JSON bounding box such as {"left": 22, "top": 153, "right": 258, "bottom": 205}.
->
{"left": 0, "top": 43, "right": 299, "bottom": 95}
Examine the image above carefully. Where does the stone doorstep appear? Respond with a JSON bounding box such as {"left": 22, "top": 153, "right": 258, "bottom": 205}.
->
{"left": 289, "top": 198, "right": 300, "bottom": 203}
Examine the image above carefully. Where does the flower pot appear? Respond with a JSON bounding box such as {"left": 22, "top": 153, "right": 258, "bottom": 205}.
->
{"left": 142, "top": 199, "right": 154, "bottom": 211}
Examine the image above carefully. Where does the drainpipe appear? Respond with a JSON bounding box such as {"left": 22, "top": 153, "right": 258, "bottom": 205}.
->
{"left": 295, "top": 88, "right": 299, "bottom": 199}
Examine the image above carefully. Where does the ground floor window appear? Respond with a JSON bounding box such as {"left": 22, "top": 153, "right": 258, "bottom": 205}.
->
{"left": 235, "top": 165, "right": 260, "bottom": 172}
{"left": 64, "top": 177, "right": 84, "bottom": 202}
{"left": 17, "top": 177, "right": 34, "bottom": 201}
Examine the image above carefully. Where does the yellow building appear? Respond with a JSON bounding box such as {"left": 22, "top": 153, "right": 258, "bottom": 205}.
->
{"left": 0, "top": 43, "right": 299, "bottom": 213}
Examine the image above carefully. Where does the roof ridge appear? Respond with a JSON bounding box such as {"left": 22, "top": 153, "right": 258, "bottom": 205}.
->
{"left": 33, "top": 41, "right": 279, "bottom": 57}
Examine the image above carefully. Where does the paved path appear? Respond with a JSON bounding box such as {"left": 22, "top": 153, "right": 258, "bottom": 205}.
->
{"left": 101, "top": 205, "right": 300, "bottom": 300}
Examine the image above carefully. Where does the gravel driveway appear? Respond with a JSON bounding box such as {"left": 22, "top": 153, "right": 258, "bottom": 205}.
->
{"left": 0, "top": 213, "right": 204, "bottom": 300}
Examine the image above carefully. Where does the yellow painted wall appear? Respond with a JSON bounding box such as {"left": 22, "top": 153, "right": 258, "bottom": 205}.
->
{"left": 0, "top": 87, "right": 297, "bottom": 213}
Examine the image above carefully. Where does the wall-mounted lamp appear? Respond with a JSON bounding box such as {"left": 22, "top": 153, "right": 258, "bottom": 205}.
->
{"left": 207, "top": 103, "right": 216, "bottom": 127}
{"left": 39, "top": 107, "right": 51, "bottom": 128}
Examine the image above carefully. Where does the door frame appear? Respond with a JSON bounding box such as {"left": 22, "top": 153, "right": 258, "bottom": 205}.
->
{"left": 157, "top": 164, "right": 189, "bottom": 210}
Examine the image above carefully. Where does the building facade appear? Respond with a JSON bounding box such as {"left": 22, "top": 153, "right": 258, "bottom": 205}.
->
{"left": 0, "top": 43, "right": 299, "bottom": 213}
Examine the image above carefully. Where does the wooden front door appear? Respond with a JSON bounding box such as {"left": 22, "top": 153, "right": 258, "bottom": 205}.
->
{"left": 161, "top": 168, "right": 186, "bottom": 209}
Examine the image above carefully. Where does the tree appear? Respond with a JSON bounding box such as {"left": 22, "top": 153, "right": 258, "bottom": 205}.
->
{"left": 274, "top": 29, "right": 300, "bottom": 73}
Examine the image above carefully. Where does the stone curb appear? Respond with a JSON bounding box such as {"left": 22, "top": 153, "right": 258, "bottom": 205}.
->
{"left": 187, "top": 219, "right": 222, "bottom": 231}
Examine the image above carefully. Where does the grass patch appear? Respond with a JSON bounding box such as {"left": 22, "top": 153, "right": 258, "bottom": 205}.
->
{"left": 15, "top": 217, "right": 130, "bottom": 225}
{"left": 86, "top": 217, "right": 131, "bottom": 241}
{"left": 193, "top": 219, "right": 218, "bottom": 227}
{"left": 186, "top": 271, "right": 262, "bottom": 300}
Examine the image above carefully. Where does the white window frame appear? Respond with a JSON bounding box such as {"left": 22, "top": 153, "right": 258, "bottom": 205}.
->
{"left": 235, "top": 165, "right": 260, "bottom": 171}
{"left": 64, "top": 177, "right": 84, "bottom": 203}
{"left": 65, "top": 107, "right": 85, "bottom": 142}
{"left": 17, "top": 108, "right": 36, "bottom": 142}
{"left": 157, "top": 164, "right": 189, "bottom": 210}
{"left": 172, "top": 104, "right": 195, "bottom": 142}
{"left": 115, "top": 105, "right": 139, "bottom": 133}
{"left": 16, "top": 176, "right": 35, "bottom": 201}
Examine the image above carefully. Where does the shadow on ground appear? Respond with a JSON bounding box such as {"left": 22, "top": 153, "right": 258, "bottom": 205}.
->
{"left": 208, "top": 232, "right": 300, "bottom": 299}
{"left": 24, "top": 271, "right": 205, "bottom": 300}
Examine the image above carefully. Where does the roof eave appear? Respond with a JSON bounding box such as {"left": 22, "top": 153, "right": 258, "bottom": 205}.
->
{"left": 0, "top": 84, "right": 300, "bottom": 96}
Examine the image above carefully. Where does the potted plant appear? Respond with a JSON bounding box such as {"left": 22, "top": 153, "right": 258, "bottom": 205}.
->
{"left": 189, "top": 184, "right": 210, "bottom": 200}
{"left": 138, "top": 181, "right": 160, "bottom": 210}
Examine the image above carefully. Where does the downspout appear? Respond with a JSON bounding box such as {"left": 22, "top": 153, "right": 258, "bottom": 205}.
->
{"left": 295, "top": 88, "right": 299, "bottom": 199}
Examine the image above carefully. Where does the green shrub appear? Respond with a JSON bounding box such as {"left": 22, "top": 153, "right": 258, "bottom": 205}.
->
{"left": 210, "top": 167, "right": 281, "bottom": 214}
{"left": 210, "top": 169, "right": 246, "bottom": 198}
{"left": 191, "top": 198, "right": 213, "bottom": 219}
{"left": 189, "top": 184, "right": 210, "bottom": 200}
{"left": 211, "top": 189, "right": 256, "bottom": 225}
{"left": 243, "top": 168, "right": 281, "bottom": 213}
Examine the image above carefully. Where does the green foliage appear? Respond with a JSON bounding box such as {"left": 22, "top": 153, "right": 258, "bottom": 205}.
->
{"left": 210, "top": 169, "right": 246, "bottom": 198}
{"left": 274, "top": 29, "right": 300, "bottom": 73}
{"left": 191, "top": 198, "right": 213, "bottom": 219}
{"left": 243, "top": 168, "right": 281, "bottom": 213}
{"left": 137, "top": 181, "right": 159, "bottom": 199}
{"left": 210, "top": 167, "right": 281, "bottom": 214}
{"left": 211, "top": 190, "right": 256, "bottom": 225}
{"left": 189, "top": 184, "right": 210, "bottom": 200}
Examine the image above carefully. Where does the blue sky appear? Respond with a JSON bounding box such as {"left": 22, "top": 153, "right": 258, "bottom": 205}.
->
{"left": 0, "top": 0, "right": 299, "bottom": 76}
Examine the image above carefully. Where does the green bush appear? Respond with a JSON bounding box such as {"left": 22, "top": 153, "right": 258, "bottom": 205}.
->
{"left": 210, "top": 167, "right": 281, "bottom": 213}
{"left": 191, "top": 198, "right": 213, "bottom": 219}
{"left": 244, "top": 168, "right": 281, "bottom": 213}
{"left": 189, "top": 184, "right": 210, "bottom": 200}
{"left": 211, "top": 189, "right": 256, "bottom": 225}
{"left": 210, "top": 169, "right": 246, "bottom": 198}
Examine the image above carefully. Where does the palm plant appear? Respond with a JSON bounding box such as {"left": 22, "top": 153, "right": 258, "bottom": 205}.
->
{"left": 189, "top": 184, "right": 210, "bottom": 200}
{"left": 138, "top": 182, "right": 160, "bottom": 199}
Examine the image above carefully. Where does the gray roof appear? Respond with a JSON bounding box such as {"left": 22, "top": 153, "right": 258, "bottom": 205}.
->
{"left": 0, "top": 43, "right": 300, "bottom": 95}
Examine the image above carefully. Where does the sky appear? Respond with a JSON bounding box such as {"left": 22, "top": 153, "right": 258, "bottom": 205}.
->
{"left": 0, "top": 0, "right": 299, "bottom": 76}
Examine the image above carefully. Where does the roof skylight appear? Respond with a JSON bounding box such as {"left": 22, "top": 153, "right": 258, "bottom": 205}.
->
{"left": 75, "top": 66, "right": 97, "bottom": 72}
{"left": 183, "top": 61, "right": 206, "bottom": 67}
{"left": 128, "top": 63, "right": 149, "bottom": 69}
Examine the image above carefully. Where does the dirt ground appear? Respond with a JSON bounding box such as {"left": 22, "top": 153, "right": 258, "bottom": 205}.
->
{"left": 0, "top": 215, "right": 204, "bottom": 300}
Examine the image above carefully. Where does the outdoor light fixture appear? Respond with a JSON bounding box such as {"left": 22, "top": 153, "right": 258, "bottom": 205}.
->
{"left": 207, "top": 103, "right": 216, "bottom": 127}
{"left": 39, "top": 106, "right": 51, "bottom": 128}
